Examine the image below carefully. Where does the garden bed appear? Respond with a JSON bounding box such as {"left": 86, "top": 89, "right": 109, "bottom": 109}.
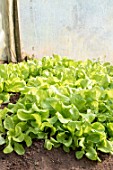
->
{"left": 0, "top": 91, "right": 112, "bottom": 170}
{"left": 0, "top": 56, "right": 113, "bottom": 169}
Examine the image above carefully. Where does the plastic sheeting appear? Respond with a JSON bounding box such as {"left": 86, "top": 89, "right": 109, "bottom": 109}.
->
{"left": 17, "top": 0, "right": 113, "bottom": 62}
{"left": 0, "top": 0, "right": 16, "bottom": 62}
{"left": 0, "top": 0, "right": 7, "bottom": 62}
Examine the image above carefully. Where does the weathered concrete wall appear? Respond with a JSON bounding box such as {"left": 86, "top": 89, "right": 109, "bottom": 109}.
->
{"left": 17, "top": 0, "right": 113, "bottom": 62}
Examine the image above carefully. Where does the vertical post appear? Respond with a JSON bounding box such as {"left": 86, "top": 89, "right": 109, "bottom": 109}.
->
{"left": 13, "top": 0, "right": 22, "bottom": 62}
{"left": 7, "top": 0, "right": 17, "bottom": 62}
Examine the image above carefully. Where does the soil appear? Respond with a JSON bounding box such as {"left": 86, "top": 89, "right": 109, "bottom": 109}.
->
{"left": 0, "top": 93, "right": 113, "bottom": 170}
{"left": 0, "top": 93, "right": 20, "bottom": 109}
{"left": 0, "top": 140, "right": 113, "bottom": 170}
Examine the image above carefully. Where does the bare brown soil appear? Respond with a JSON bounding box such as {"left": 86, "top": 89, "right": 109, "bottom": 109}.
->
{"left": 0, "top": 140, "right": 113, "bottom": 170}
{"left": 0, "top": 93, "right": 113, "bottom": 170}
{"left": 0, "top": 93, "right": 20, "bottom": 109}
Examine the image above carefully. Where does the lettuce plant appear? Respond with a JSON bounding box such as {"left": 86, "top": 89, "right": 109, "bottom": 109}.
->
{"left": 0, "top": 55, "right": 113, "bottom": 161}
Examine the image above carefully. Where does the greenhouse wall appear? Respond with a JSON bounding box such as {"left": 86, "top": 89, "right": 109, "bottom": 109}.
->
{"left": 0, "top": 0, "right": 7, "bottom": 62}
{"left": 0, "top": 0, "right": 17, "bottom": 63}
{"left": 1, "top": 0, "right": 113, "bottom": 62}
{"left": 17, "top": 0, "right": 113, "bottom": 62}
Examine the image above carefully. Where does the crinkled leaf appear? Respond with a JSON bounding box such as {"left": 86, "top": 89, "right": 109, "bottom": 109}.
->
{"left": 13, "top": 133, "right": 25, "bottom": 142}
{"left": 66, "top": 121, "right": 77, "bottom": 134}
{"left": 17, "top": 109, "right": 32, "bottom": 121}
{"left": 41, "top": 122, "right": 56, "bottom": 136}
{"left": 24, "top": 135, "right": 32, "bottom": 147}
{"left": 3, "top": 143, "right": 13, "bottom": 154}
{"left": 86, "top": 147, "right": 100, "bottom": 161}
{"left": 14, "top": 143, "right": 25, "bottom": 155}
{"left": 56, "top": 112, "right": 70, "bottom": 124}
{"left": 80, "top": 113, "right": 96, "bottom": 123}
{"left": 4, "top": 116, "right": 14, "bottom": 130}
{"left": 0, "top": 135, "right": 5, "bottom": 145}
{"left": 0, "top": 93, "right": 10, "bottom": 103}
{"left": 56, "top": 132, "right": 72, "bottom": 147}
{"left": 91, "top": 122, "right": 105, "bottom": 132}
{"left": 44, "top": 139, "right": 53, "bottom": 150}
{"left": 97, "top": 140, "right": 113, "bottom": 153}
{"left": 31, "top": 114, "right": 41, "bottom": 127}
{"left": 47, "top": 116, "right": 58, "bottom": 125}
{"left": 32, "top": 103, "right": 49, "bottom": 121}
{"left": 87, "top": 132, "right": 105, "bottom": 143}
{"left": 107, "top": 123, "right": 113, "bottom": 137}
{"left": 4, "top": 78, "right": 26, "bottom": 92}
{"left": 76, "top": 150, "right": 85, "bottom": 159}
{"left": 63, "top": 145, "right": 70, "bottom": 153}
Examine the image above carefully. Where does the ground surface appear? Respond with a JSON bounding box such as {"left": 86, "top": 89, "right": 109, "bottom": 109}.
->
{"left": 0, "top": 93, "right": 113, "bottom": 170}
{"left": 0, "top": 140, "right": 113, "bottom": 170}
